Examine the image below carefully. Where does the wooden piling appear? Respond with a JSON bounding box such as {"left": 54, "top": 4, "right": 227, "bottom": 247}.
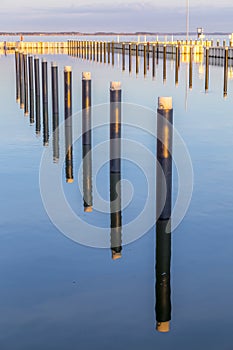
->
{"left": 144, "top": 44, "right": 147, "bottom": 76}
{"left": 224, "top": 47, "right": 228, "bottom": 98}
{"left": 34, "top": 57, "right": 40, "bottom": 134}
{"left": 136, "top": 43, "right": 139, "bottom": 75}
{"left": 15, "top": 50, "right": 20, "bottom": 103}
{"left": 129, "top": 43, "right": 132, "bottom": 73}
{"left": 122, "top": 43, "right": 125, "bottom": 71}
{"left": 19, "top": 52, "right": 24, "bottom": 109}
{"left": 163, "top": 45, "right": 167, "bottom": 83}
{"left": 205, "top": 47, "right": 209, "bottom": 92}
{"left": 42, "top": 59, "right": 49, "bottom": 146}
{"left": 111, "top": 41, "right": 115, "bottom": 65}
{"left": 64, "top": 66, "right": 73, "bottom": 183}
{"left": 28, "top": 56, "right": 34, "bottom": 124}
{"left": 110, "top": 81, "right": 122, "bottom": 260}
{"left": 51, "top": 62, "right": 59, "bottom": 162}
{"left": 175, "top": 46, "right": 179, "bottom": 86}
{"left": 156, "top": 96, "right": 173, "bottom": 333}
{"left": 189, "top": 46, "right": 193, "bottom": 90}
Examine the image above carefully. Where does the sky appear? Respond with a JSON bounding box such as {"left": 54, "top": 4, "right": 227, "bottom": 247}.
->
{"left": 1, "top": 0, "right": 233, "bottom": 32}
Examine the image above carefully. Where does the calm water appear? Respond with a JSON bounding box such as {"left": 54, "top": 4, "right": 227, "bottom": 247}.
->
{"left": 0, "top": 46, "right": 233, "bottom": 350}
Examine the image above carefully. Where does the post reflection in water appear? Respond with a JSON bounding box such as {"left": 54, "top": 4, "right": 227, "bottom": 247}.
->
{"left": 15, "top": 50, "right": 20, "bottom": 103}
{"left": 64, "top": 66, "right": 73, "bottom": 183}
{"left": 82, "top": 72, "right": 93, "bottom": 212}
{"left": 156, "top": 97, "right": 173, "bottom": 333}
{"left": 110, "top": 81, "right": 122, "bottom": 260}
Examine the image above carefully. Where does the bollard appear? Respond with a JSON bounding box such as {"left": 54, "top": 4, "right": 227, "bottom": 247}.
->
{"left": 156, "top": 96, "right": 173, "bottom": 333}
{"left": 144, "top": 44, "right": 147, "bottom": 76}
{"left": 136, "top": 43, "right": 139, "bottom": 75}
{"left": 82, "top": 72, "right": 92, "bottom": 212}
{"left": 34, "top": 57, "right": 40, "bottom": 134}
{"left": 15, "top": 50, "right": 20, "bottom": 103}
{"left": 175, "top": 45, "right": 179, "bottom": 86}
{"left": 19, "top": 52, "right": 24, "bottom": 109}
{"left": 108, "top": 42, "right": 111, "bottom": 64}
{"left": 122, "top": 43, "right": 125, "bottom": 71}
{"left": 224, "top": 47, "right": 228, "bottom": 98}
{"left": 152, "top": 44, "right": 156, "bottom": 78}
{"left": 64, "top": 66, "right": 73, "bottom": 183}
{"left": 51, "top": 62, "right": 59, "bottom": 162}
{"left": 111, "top": 41, "right": 115, "bottom": 65}
{"left": 163, "top": 45, "right": 167, "bottom": 83}
{"left": 42, "top": 59, "right": 49, "bottom": 146}
{"left": 129, "top": 43, "right": 132, "bottom": 73}
{"left": 28, "top": 56, "right": 34, "bottom": 124}
{"left": 205, "top": 47, "right": 209, "bottom": 92}
{"left": 189, "top": 46, "right": 193, "bottom": 90}
{"left": 104, "top": 42, "right": 106, "bottom": 63}
{"left": 110, "top": 81, "right": 122, "bottom": 260}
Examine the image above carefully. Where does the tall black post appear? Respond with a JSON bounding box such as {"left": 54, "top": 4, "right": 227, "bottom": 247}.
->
{"left": 42, "top": 59, "right": 49, "bottom": 146}
{"left": 28, "top": 55, "right": 34, "bottom": 124}
{"left": 51, "top": 62, "right": 59, "bottom": 163}
{"left": 64, "top": 66, "right": 73, "bottom": 183}
{"left": 34, "top": 57, "right": 41, "bottom": 134}
{"left": 156, "top": 97, "right": 173, "bottom": 333}
{"left": 110, "top": 81, "right": 122, "bottom": 260}
{"left": 15, "top": 50, "right": 20, "bottom": 103}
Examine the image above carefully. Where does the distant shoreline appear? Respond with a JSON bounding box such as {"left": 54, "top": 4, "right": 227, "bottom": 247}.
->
{"left": 0, "top": 31, "right": 231, "bottom": 36}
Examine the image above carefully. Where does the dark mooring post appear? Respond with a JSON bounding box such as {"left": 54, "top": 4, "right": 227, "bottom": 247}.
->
{"left": 93, "top": 41, "right": 96, "bottom": 61}
{"left": 15, "top": 50, "right": 20, "bottom": 103}
{"left": 28, "top": 56, "right": 34, "bottom": 124}
{"left": 205, "top": 47, "right": 209, "bottom": 92}
{"left": 51, "top": 62, "right": 59, "bottom": 163}
{"left": 189, "top": 46, "right": 193, "bottom": 90}
{"left": 147, "top": 41, "right": 150, "bottom": 70}
{"left": 42, "top": 59, "right": 49, "bottom": 146}
{"left": 100, "top": 41, "right": 103, "bottom": 63}
{"left": 19, "top": 52, "right": 24, "bottom": 109}
{"left": 156, "top": 42, "right": 159, "bottom": 65}
{"left": 82, "top": 72, "right": 93, "bottom": 212}
{"left": 108, "top": 42, "right": 111, "bottom": 64}
{"left": 104, "top": 42, "right": 106, "bottom": 63}
{"left": 136, "top": 43, "right": 139, "bottom": 75}
{"left": 163, "top": 45, "right": 167, "bottom": 83}
{"left": 64, "top": 66, "right": 73, "bottom": 183}
{"left": 144, "top": 44, "right": 147, "bottom": 76}
{"left": 224, "top": 47, "right": 228, "bottom": 98}
{"left": 34, "top": 56, "right": 41, "bottom": 134}
{"left": 111, "top": 41, "right": 115, "bottom": 66}
{"left": 96, "top": 41, "right": 99, "bottom": 62}
{"left": 175, "top": 45, "right": 179, "bottom": 86}
{"left": 110, "top": 81, "right": 122, "bottom": 260}
{"left": 129, "top": 43, "right": 132, "bottom": 73}
{"left": 122, "top": 43, "right": 125, "bottom": 71}
{"left": 156, "top": 96, "right": 173, "bottom": 333}
{"left": 152, "top": 44, "right": 156, "bottom": 78}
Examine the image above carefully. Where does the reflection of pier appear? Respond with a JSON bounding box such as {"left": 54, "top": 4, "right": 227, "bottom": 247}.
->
{"left": 155, "top": 97, "right": 173, "bottom": 333}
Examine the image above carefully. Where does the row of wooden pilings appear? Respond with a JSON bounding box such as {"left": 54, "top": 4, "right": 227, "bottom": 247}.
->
{"left": 14, "top": 49, "right": 174, "bottom": 332}
{"left": 67, "top": 41, "right": 230, "bottom": 97}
